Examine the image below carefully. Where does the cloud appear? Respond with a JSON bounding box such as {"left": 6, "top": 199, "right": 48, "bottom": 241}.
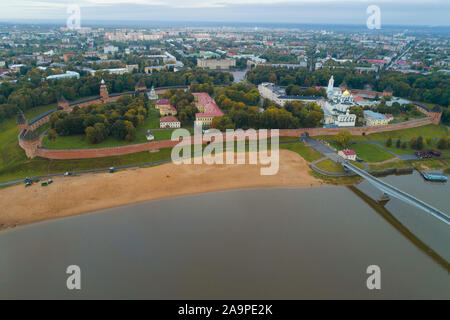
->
{"left": 0, "top": 0, "right": 449, "bottom": 25}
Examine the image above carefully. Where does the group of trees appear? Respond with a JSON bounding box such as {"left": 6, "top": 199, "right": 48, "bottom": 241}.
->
{"left": 210, "top": 84, "right": 324, "bottom": 131}
{"left": 0, "top": 68, "right": 234, "bottom": 124}
{"left": 211, "top": 107, "right": 302, "bottom": 131}
{"left": 215, "top": 83, "right": 260, "bottom": 111}
{"left": 374, "top": 101, "right": 423, "bottom": 117}
{"left": 49, "top": 95, "right": 149, "bottom": 144}
{"left": 285, "top": 85, "right": 327, "bottom": 97}
{"left": 437, "top": 136, "right": 450, "bottom": 150}
{"left": 162, "top": 89, "right": 198, "bottom": 126}
{"left": 385, "top": 135, "right": 450, "bottom": 150}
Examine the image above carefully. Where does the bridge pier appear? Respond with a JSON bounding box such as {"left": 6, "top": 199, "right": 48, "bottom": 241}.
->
{"left": 377, "top": 193, "right": 391, "bottom": 205}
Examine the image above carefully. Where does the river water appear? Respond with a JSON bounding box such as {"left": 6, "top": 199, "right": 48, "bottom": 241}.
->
{"left": 0, "top": 172, "right": 448, "bottom": 299}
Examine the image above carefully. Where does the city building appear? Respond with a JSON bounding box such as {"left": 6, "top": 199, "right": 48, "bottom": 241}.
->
{"left": 197, "top": 58, "right": 236, "bottom": 70}
{"left": 160, "top": 116, "right": 181, "bottom": 129}
{"left": 155, "top": 99, "right": 177, "bottom": 116}
{"left": 258, "top": 83, "right": 322, "bottom": 107}
{"left": 104, "top": 45, "right": 119, "bottom": 54}
{"left": 46, "top": 71, "right": 80, "bottom": 80}
{"left": 363, "top": 110, "right": 390, "bottom": 126}
{"left": 193, "top": 92, "right": 223, "bottom": 127}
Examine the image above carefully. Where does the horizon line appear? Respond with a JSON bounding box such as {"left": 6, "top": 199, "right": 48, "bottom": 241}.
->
{"left": 1, "top": 19, "right": 449, "bottom": 28}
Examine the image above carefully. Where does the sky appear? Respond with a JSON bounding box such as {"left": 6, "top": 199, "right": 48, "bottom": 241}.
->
{"left": 0, "top": 0, "right": 449, "bottom": 26}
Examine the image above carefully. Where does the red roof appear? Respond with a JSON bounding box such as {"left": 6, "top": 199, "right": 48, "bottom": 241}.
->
{"left": 341, "top": 149, "right": 356, "bottom": 156}
{"left": 156, "top": 99, "right": 170, "bottom": 105}
{"left": 385, "top": 114, "right": 393, "bottom": 118}
{"left": 352, "top": 94, "right": 365, "bottom": 102}
{"left": 160, "top": 116, "right": 180, "bottom": 123}
{"left": 193, "top": 92, "right": 223, "bottom": 118}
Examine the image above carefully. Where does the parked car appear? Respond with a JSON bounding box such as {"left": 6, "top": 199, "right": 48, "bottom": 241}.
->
{"left": 428, "top": 150, "right": 441, "bottom": 157}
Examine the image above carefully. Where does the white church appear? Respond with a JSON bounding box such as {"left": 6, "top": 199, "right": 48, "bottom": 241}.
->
{"left": 318, "top": 75, "right": 357, "bottom": 127}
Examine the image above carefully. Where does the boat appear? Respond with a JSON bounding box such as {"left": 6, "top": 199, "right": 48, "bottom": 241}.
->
{"left": 419, "top": 170, "right": 447, "bottom": 182}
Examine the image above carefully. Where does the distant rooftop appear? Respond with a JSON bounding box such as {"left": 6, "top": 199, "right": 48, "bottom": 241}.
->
{"left": 364, "top": 110, "right": 387, "bottom": 120}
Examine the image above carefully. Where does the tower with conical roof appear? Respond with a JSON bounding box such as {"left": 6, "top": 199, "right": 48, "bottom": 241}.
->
{"left": 100, "top": 79, "right": 109, "bottom": 102}
{"left": 135, "top": 79, "right": 147, "bottom": 92}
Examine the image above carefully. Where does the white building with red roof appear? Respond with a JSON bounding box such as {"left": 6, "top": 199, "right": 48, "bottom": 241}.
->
{"left": 160, "top": 116, "right": 181, "bottom": 128}
{"left": 192, "top": 92, "right": 223, "bottom": 127}
{"left": 338, "top": 149, "right": 357, "bottom": 161}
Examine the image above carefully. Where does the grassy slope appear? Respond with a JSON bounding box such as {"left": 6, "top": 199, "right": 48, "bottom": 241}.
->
{"left": 280, "top": 142, "right": 323, "bottom": 162}
{"left": 315, "top": 159, "right": 344, "bottom": 172}
{"left": 351, "top": 143, "right": 394, "bottom": 162}
{"left": 367, "top": 124, "right": 448, "bottom": 141}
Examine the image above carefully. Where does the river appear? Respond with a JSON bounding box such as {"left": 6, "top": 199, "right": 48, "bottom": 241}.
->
{"left": 0, "top": 172, "right": 448, "bottom": 299}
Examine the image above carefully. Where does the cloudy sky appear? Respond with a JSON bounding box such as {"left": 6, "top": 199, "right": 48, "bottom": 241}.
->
{"left": 0, "top": 0, "right": 449, "bottom": 26}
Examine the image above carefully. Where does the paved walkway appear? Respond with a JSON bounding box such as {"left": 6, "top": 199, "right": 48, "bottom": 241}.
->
{"left": 305, "top": 138, "right": 369, "bottom": 176}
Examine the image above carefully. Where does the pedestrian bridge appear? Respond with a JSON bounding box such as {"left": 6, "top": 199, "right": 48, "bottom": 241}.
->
{"left": 342, "top": 162, "right": 450, "bottom": 226}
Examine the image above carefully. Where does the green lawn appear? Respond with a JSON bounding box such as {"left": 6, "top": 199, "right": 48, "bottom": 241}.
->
{"left": 141, "top": 107, "right": 162, "bottom": 129}
{"left": 313, "top": 124, "right": 448, "bottom": 143}
{"left": 413, "top": 158, "right": 449, "bottom": 170}
{"left": 43, "top": 127, "right": 194, "bottom": 149}
{"left": 382, "top": 140, "right": 450, "bottom": 158}
{"left": 367, "top": 124, "right": 449, "bottom": 141}
{"left": 351, "top": 143, "right": 395, "bottom": 163}
{"left": 0, "top": 104, "right": 58, "bottom": 174}
{"left": 315, "top": 159, "right": 345, "bottom": 172}
{"left": 314, "top": 134, "right": 369, "bottom": 142}
{"left": 369, "top": 160, "right": 413, "bottom": 171}
{"left": 280, "top": 142, "right": 323, "bottom": 162}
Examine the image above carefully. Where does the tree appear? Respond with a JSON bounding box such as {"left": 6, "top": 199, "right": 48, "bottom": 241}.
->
{"left": 386, "top": 137, "right": 392, "bottom": 147}
{"left": 124, "top": 120, "right": 136, "bottom": 141}
{"left": 85, "top": 126, "right": 96, "bottom": 144}
{"left": 437, "top": 136, "right": 449, "bottom": 150}
{"left": 401, "top": 142, "right": 408, "bottom": 149}
{"left": 111, "top": 120, "right": 128, "bottom": 140}
{"left": 47, "top": 129, "right": 57, "bottom": 141}
{"left": 336, "top": 130, "right": 352, "bottom": 149}
{"left": 211, "top": 116, "right": 235, "bottom": 131}
{"left": 410, "top": 136, "right": 424, "bottom": 150}
{"left": 85, "top": 123, "right": 108, "bottom": 144}
{"left": 396, "top": 139, "right": 401, "bottom": 148}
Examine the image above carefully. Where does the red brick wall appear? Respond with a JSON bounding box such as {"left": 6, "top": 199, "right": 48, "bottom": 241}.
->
{"left": 31, "top": 117, "right": 434, "bottom": 160}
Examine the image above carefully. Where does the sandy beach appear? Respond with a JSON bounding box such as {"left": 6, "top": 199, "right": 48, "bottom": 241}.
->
{"left": 0, "top": 150, "right": 322, "bottom": 228}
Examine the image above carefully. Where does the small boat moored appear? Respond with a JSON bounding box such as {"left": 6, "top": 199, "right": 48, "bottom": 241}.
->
{"left": 419, "top": 171, "right": 447, "bottom": 182}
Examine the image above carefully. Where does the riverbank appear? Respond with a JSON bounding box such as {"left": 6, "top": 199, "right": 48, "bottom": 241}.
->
{"left": 0, "top": 150, "right": 322, "bottom": 229}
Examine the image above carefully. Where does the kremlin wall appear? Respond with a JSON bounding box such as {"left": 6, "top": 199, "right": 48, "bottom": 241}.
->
{"left": 17, "top": 80, "right": 441, "bottom": 160}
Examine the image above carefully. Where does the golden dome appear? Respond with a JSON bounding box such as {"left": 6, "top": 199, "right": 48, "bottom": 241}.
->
{"left": 343, "top": 90, "right": 350, "bottom": 96}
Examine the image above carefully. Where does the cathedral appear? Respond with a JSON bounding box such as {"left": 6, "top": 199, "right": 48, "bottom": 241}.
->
{"left": 318, "top": 75, "right": 357, "bottom": 127}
